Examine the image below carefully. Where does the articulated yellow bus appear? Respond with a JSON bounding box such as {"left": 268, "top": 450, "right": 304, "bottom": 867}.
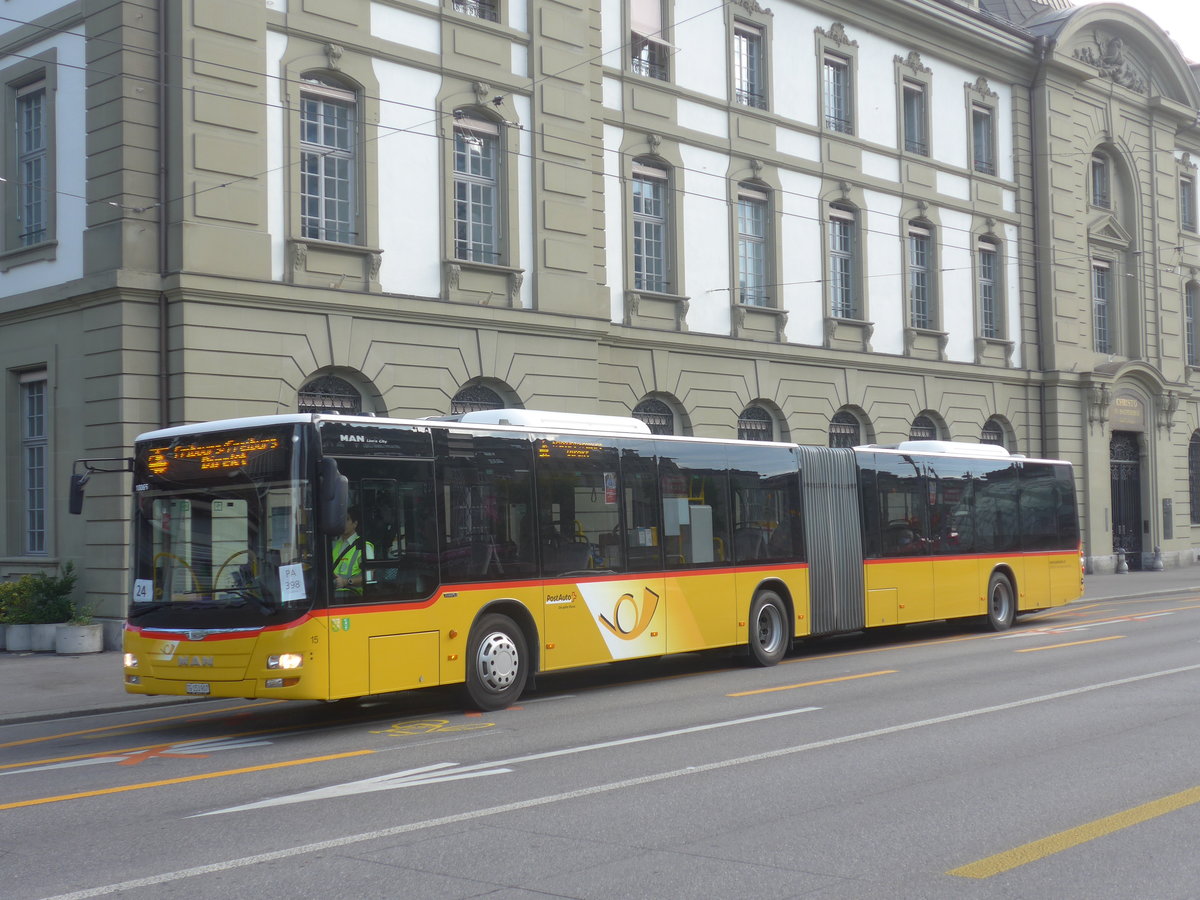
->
{"left": 121, "top": 410, "right": 1082, "bottom": 710}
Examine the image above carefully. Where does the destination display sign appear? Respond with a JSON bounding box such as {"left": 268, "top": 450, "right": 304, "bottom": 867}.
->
{"left": 136, "top": 426, "right": 296, "bottom": 485}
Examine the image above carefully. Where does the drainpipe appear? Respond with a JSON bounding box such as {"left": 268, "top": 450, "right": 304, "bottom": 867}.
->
{"left": 157, "top": 0, "right": 169, "bottom": 429}
{"left": 1028, "top": 35, "right": 1052, "bottom": 460}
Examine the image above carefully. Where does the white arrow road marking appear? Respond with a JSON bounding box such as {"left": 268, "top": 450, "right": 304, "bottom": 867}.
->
{"left": 195, "top": 706, "right": 822, "bottom": 816}
{"left": 41, "top": 666, "right": 1200, "bottom": 900}
{"left": 997, "top": 611, "right": 1175, "bottom": 639}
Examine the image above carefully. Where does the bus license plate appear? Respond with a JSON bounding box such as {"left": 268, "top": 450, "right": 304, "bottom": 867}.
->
{"left": 185, "top": 683, "right": 211, "bottom": 695}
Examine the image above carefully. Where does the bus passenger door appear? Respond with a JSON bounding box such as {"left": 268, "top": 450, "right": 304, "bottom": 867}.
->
{"left": 868, "top": 453, "right": 933, "bottom": 624}
{"left": 537, "top": 437, "right": 666, "bottom": 668}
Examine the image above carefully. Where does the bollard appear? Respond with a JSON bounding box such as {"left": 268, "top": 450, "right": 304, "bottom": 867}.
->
{"left": 1151, "top": 545, "right": 1164, "bottom": 571}
{"left": 1116, "top": 548, "right": 1128, "bottom": 574}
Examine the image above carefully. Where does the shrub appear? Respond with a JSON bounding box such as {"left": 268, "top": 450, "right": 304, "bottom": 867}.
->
{"left": 0, "top": 564, "right": 79, "bottom": 624}
{"left": 0, "top": 577, "right": 38, "bottom": 625}
{"left": 27, "top": 563, "right": 78, "bottom": 623}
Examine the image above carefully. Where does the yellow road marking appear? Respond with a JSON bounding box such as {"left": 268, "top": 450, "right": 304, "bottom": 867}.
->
{"left": 0, "top": 700, "right": 286, "bottom": 750}
{"left": 949, "top": 784, "right": 1200, "bottom": 878}
{"left": 0, "top": 749, "right": 374, "bottom": 811}
{"left": 1016, "top": 635, "right": 1125, "bottom": 653}
{"left": 728, "top": 670, "right": 897, "bottom": 697}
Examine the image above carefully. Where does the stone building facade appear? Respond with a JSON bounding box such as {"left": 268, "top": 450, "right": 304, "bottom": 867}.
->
{"left": 1, "top": 0, "right": 1197, "bottom": 630}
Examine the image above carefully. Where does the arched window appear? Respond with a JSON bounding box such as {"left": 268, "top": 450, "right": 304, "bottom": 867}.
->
{"left": 981, "top": 418, "right": 1005, "bottom": 447}
{"left": 829, "top": 410, "right": 860, "bottom": 448}
{"left": 737, "top": 405, "right": 772, "bottom": 441}
{"left": 633, "top": 398, "right": 674, "bottom": 435}
{"left": 909, "top": 415, "right": 937, "bottom": 441}
{"left": 451, "top": 384, "right": 504, "bottom": 414}
{"left": 299, "top": 75, "right": 357, "bottom": 244}
{"left": 1190, "top": 432, "right": 1200, "bottom": 524}
{"left": 299, "top": 375, "right": 362, "bottom": 414}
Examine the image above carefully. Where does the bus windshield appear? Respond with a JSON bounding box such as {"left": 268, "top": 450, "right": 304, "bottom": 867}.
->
{"left": 130, "top": 424, "right": 316, "bottom": 628}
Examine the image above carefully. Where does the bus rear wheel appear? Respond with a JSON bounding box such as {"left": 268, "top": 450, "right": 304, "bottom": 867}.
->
{"left": 464, "top": 613, "right": 528, "bottom": 711}
{"left": 985, "top": 573, "right": 1016, "bottom": 631}
{"left": 748, "top": 590, "right": 790, "bottom": 666}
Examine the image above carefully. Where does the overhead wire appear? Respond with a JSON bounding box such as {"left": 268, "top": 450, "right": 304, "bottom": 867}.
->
{"left": 1, "top": 6, "right": 1195, "bottom": 288}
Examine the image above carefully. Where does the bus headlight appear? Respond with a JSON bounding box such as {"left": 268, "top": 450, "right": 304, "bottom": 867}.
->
{"left": 123, "top": 653, "right": 139, "bottom": 669}
{"left": 267, "top": 653, "right": 303, "bottom": 670}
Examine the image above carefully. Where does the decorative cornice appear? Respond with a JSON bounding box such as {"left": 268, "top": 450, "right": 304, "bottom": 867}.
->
{"left": 730, "top": 0, "right": 772, "bottom": 17}
{"left": 1073, "top": 34, "right": 1147, "bottom": 94}
{"left": 966, "top": 75, "right": 997, "bottom": 99}
{"left": 817, "top": 22, "right": 857, "bottom": 49}
{"left": 895, "top": 50, "right": 930, "bottom": 75}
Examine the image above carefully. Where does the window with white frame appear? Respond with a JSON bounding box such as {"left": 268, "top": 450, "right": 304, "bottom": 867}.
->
{"left": 1186, "top": 281, "right": 1199, "bottom": 367}
{"left": 299, "top": 76, "right": 357, "bottom": 244}
{"left": 977, "top": 238, "right": 1000, "bottom": 339}
{"left": 632, "top": 161, "right": 669, "bottom": 293}
{"left": 907, "top": 224, "right": 934, "bottom": 329}
{"left": 21, "top": 372, "right": 48, "bottom": 555}
{"left": 453, "top": 113, "right": 502, "bottom": 264}
{"left": 737, "top": 185, "right": 768, "bottom": 306}
{"left": 630, "top": 0, "right": 669, "bottom": 80}
{"left": 733, "top": 23, "right": 766, "bottom": 109}
{"left": 452, "top": 0, "right": 499, "bottom": 22}
{"left": 828, "top": 206, "right": 858, "bottom": 318}
{"left": 823, "top": 53, "right": 853, "bottom": 134}
{"left": 1182, "top": 175, "right": 1196, "bottom": 233}
{"left": 902, "top": 81, "right": 927, "bottom": 155}
{"left": 971, "top": 104, "right": 995, "bottom": 175}
{"left": 1092, "top": 260, "right": 1112, "bottom": 354}
{"left": 3, "top": 54, "right": 57, "bottom": 263}
{"left": 1091, "top": 154, "right": 1111, "bottom": 209}
{"left": 16, "top": 80, "right": 47, "bottom": 247}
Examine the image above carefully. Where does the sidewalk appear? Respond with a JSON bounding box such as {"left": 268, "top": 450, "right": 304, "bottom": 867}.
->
{"left": 1, "top": 566, "right": 1196, "bottom": 727}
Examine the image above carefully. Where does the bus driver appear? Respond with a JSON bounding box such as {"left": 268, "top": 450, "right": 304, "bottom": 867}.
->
{"left": 332, "top": 506, "right": 374, "bottom": 592}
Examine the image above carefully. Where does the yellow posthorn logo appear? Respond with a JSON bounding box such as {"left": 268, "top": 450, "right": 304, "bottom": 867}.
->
{"left": 598, "top": 587, "right": 660, "bottom": 640}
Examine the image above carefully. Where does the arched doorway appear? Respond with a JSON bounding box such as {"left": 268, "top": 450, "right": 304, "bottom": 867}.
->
{"left": 1110, "top": 431, "right": 1142, "bottom": 569}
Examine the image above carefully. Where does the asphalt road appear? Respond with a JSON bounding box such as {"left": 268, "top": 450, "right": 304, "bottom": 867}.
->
{"left": 5, "top": 592, "right": 1200, "bottom": 899}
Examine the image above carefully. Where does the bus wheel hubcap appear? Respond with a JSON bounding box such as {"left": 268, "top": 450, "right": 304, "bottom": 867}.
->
{"left": 758, "top": 604, "right": 783, "bottom": 653}
{"left": 477, "top": 632, "right": 519, "bottom": 690}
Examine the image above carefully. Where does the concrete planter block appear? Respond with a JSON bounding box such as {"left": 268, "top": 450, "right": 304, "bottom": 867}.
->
{"left": 56, "top": 623, "right": 104, "bottom": 655}
{"left": 6, "top": 624, "right": 34, "bottom": 652}
{"left": 31, "top": 623, "right": 62, "bottom": 652}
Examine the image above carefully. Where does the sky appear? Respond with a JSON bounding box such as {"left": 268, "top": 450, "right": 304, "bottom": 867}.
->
{"left": 1073, "top": 0, "right": 1200, "bottom": 64}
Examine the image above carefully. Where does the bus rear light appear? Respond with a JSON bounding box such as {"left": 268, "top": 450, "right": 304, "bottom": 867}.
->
{"left": 267, "top": 653, "right": 303, "bottom": 670}
{"left": 265, "top": 677, "right": 300, "bottom": 688}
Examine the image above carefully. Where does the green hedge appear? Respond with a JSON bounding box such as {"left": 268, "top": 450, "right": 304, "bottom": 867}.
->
{"left": 0, "top": 563, "right": 78, "bottom": 624}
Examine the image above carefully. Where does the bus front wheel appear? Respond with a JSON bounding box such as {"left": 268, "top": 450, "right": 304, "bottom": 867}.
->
{"left": 985, "top": 573, "right": 1016, "bottom": 631}
{"left": 464, "top": 613, "right": 528, "bottom": 711}
{"left": 748, "top": 590, "right": 790, "bottom": 666}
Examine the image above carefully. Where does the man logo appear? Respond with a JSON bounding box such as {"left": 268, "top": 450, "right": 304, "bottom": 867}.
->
{"left": 177, "top": 656, "right": 215, "bottom": 667}
{"left": 598, "top": 587, "right": 660, "bottom": 640}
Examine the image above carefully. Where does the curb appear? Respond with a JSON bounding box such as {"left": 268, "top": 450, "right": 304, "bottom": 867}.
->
{"left": 0, "top": 697, "right": 204, "bottom": 728}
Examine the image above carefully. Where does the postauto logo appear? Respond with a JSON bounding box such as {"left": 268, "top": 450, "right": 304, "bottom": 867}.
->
{"left": 598, "top": 587, "right": 660, "bottom": 641}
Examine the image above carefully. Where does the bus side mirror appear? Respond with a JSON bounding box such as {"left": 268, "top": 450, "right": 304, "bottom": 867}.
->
{"left": 68, "top": 474, "right": 88, "bottom": 515}
{"left": 318, "top": 457, "right": 348, "bottom": 535}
